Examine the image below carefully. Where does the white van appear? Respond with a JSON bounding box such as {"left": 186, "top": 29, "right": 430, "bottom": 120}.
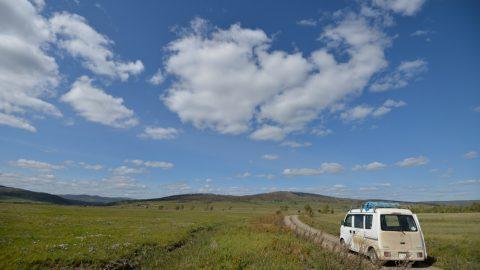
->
{"left": 339, "top": 202, "right": 427, "bottom": 265}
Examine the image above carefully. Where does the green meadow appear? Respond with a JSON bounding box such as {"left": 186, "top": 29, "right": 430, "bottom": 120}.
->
{"left": 1, "top": 201, "right": 479, "bottom": 269}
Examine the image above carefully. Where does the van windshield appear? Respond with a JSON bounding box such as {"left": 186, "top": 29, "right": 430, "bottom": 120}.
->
{"left": 380, "top": 214, "right": 418, "bottom": 232}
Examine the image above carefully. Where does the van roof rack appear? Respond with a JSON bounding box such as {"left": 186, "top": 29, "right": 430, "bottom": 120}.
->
{"left": 363, "top": 201, "right": 400, "bottom": 212}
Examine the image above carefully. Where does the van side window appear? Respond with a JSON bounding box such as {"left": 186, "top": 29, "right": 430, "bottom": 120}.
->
{"left": 344, "top": 215, "right": 352, "bottom": 227}
{"left": 365, "top": 215, "right": 373, "bottom": 229}
{"left": 354, "top": 214, "right": 363, "bottom": 228}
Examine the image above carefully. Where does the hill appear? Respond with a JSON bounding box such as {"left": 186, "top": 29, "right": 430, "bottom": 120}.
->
{"left": 134, "top": 191, "right": 358, "bottom": 204}
{"left": 59, "top": 194, "right": 130, "bottom": 204}
{"left": 0, "top": 185, "right": 88, "bottom": 205}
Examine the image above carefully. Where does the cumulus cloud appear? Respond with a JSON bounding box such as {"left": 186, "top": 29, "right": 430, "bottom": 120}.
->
{"left": 162, "top": 11, "right": 391, "bottom": 140}
{"left": 49, "top": 12, "right": 144, "bottom": 81}
{"left": 0, "top": 0, "right": 144, "bottom": 132}
{"left": 9, "top": 158, "right": 63, "bottom": 171}
{"left": 297, "top": 19, "right": 317, "bottom": 27}
{"left": 148, "top": 69, "right": 165, "bottom": 85}
{"left": 138, "top": 126, "right": 179, "bottom": 140}
{"left": 0, "top": 0, "right": 61, "bottom": 131}
{"left": 283, "top": 162, "right": 344, "bottom": 176}
{"left": 372, "top": 0, "right": 426, "bottom": 16}
{"left": 464, "top": 151, "right": 478, "bottom": 160}
{"left": 396, "top": 156, "right": 429, "bottom": 167}
{"left": 370, "top": 59, "right": 427, "bottom": 92}
{"left": 61, "top": 76, "right": 139, "bottom": 128}
{"left": 352, "top": 161, "right": 387, "bottom": 171}
{"left": 341, "top": 99, "right": 406, "bottom": 121}
{"left": 262, "top": 154, "right": 278, "bottom": 160}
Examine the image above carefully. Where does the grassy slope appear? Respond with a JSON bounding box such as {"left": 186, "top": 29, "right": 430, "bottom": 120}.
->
{"left": 300, "top": 212, "right": 480, "bottom": 270}
{"left": 0, "top": 201, "right": 368, "bottom": 269}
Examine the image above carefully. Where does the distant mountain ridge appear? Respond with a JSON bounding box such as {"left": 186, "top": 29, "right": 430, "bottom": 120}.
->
{"left": 1, "top": 185, "right": 477, "bottom": 206}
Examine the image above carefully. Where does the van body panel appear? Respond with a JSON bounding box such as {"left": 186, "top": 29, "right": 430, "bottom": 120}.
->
{"left": 340, "top": 207, "right": 427, "bottom": 262}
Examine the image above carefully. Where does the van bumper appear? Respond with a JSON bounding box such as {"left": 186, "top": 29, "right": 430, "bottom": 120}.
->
{"left": 377, "top": 250, "right": 426, "bottom": 261}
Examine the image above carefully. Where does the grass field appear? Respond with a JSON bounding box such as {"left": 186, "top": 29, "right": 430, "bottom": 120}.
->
{"left": 300, "top": 212, "right": 480, "bottom": 270}
{"left": 1, "top": 201, "right": 478, "bottom": 269}
{"left": 0, "top": 201, "right": 366, "bottom": 270}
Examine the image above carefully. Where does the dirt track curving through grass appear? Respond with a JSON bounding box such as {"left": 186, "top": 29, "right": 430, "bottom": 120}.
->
{"left": 284, "top": 215, "right": 442, "bottom": 270}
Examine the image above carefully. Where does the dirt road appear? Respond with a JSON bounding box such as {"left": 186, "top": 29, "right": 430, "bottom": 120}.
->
{"left": 284, "top": 215, "right": 441, "bottom": 269}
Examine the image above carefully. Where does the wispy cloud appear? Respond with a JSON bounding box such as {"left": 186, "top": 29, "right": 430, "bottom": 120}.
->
{"left": 396, "top": 156, "right": 429, "bottom": 167}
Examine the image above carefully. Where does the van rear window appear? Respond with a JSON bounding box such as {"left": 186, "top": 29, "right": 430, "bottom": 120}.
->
{"left": 380, "top": 214, "right": 418, "bottom": 232}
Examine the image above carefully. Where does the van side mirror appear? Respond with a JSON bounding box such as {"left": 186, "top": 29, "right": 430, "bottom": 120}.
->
{"left": 340, "top": 220, "right": 345, "bottom": 226}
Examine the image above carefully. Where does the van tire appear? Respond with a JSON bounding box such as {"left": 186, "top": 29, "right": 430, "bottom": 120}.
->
{"left": 367, "top": 248, "right": 384, "bottom": 266}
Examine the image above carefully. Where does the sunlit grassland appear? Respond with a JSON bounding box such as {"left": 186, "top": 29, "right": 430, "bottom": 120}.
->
{"left": 0, "top": 201, "right": 363, "bottom": 269}
{"left": 301, "top": 212, "right": 480, "bottom": 270}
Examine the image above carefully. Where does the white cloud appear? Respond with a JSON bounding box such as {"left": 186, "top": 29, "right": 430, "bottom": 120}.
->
{"left": 9, "top": 158, "right": 63, "bottom": 171}
{"left": 297, "top": 19, "right": 317, "bottom": 27}
{"left": 377, "top": 182, "right": 391, "bottom": 187}
{"left": 255, "top": 173, "right": 275, "bottom": 180}
{"left": 280, "top": 141, "right": 312, "bottom": 148}
{"left": 148, "top": 69, "right": 165, "bottom": 85}
{"left": 138, "top": 127, "right": 179, "bottom": 140}
{"left": 283, "top": 162, "right": 344, "bottom": 176}
{"left": 341, "top": 99, "right": 406, "bottom": 121}
{"left": 159, "top": 182, "right": 191, "bottom": 192}
{"left": 411, "top": 30, "right": 429, "bottom": 37}
{"left": 311, "top": 127, "right": 333, "bottom": 137}
{"left": 0, "top": 0, "right": 61, "bottom": 131}
{"left": 0, "top": 113, "right": 37, "bottom": 132}
{"left": 162, "top": 12, "right": 390, "bottom": 140}
{"left": 262, "top": 154, "right": 278, "bottom": 160}
{"left": 78, "top": 162, "right": 103, "bottom": 170}
{"left": 372, "top": 0, "right": 426, "bottom": 16}
{"left": 396, "top": 156, "right": 429, "bottom": 167}
{"left": 61, "top": 76, "right": 139, "bottom": 128}
{"left": 249, "top": 125, "right": 286, "bottom": 141}
{"left": 352, "top": 161, "right": 387, "bottom": 171}
{"left": 112, "top": 166, "right": 146, "bottom": 175}
{"left": 236, "top": 172, "right": 251, "bottom": 178}
{"left": 143, "top": 161, "right": 174, "bottom": 169}
{"left": 453, "top": 179, "right": 480, "bottom": 185}
{"left": 124, "top": 159, "right": 174, "bottom": 169}
{"left": 49, "top": 12, "right": 144, "bottom": 81}
{"left": 125, "top": 159, "right": 144, "bottom": 166}
{"left": 370, "top": 59, "right": 427, "bottom": 92}
{"left": 464, "top": 151, "right": 478, "bottom": 160}
{"left": 473, "top": 106, "right": 480, "bottom": 113}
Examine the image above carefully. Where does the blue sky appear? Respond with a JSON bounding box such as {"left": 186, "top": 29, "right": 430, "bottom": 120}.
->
{"left": 0, "top": 0, "right": 479, "bottom": 201}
